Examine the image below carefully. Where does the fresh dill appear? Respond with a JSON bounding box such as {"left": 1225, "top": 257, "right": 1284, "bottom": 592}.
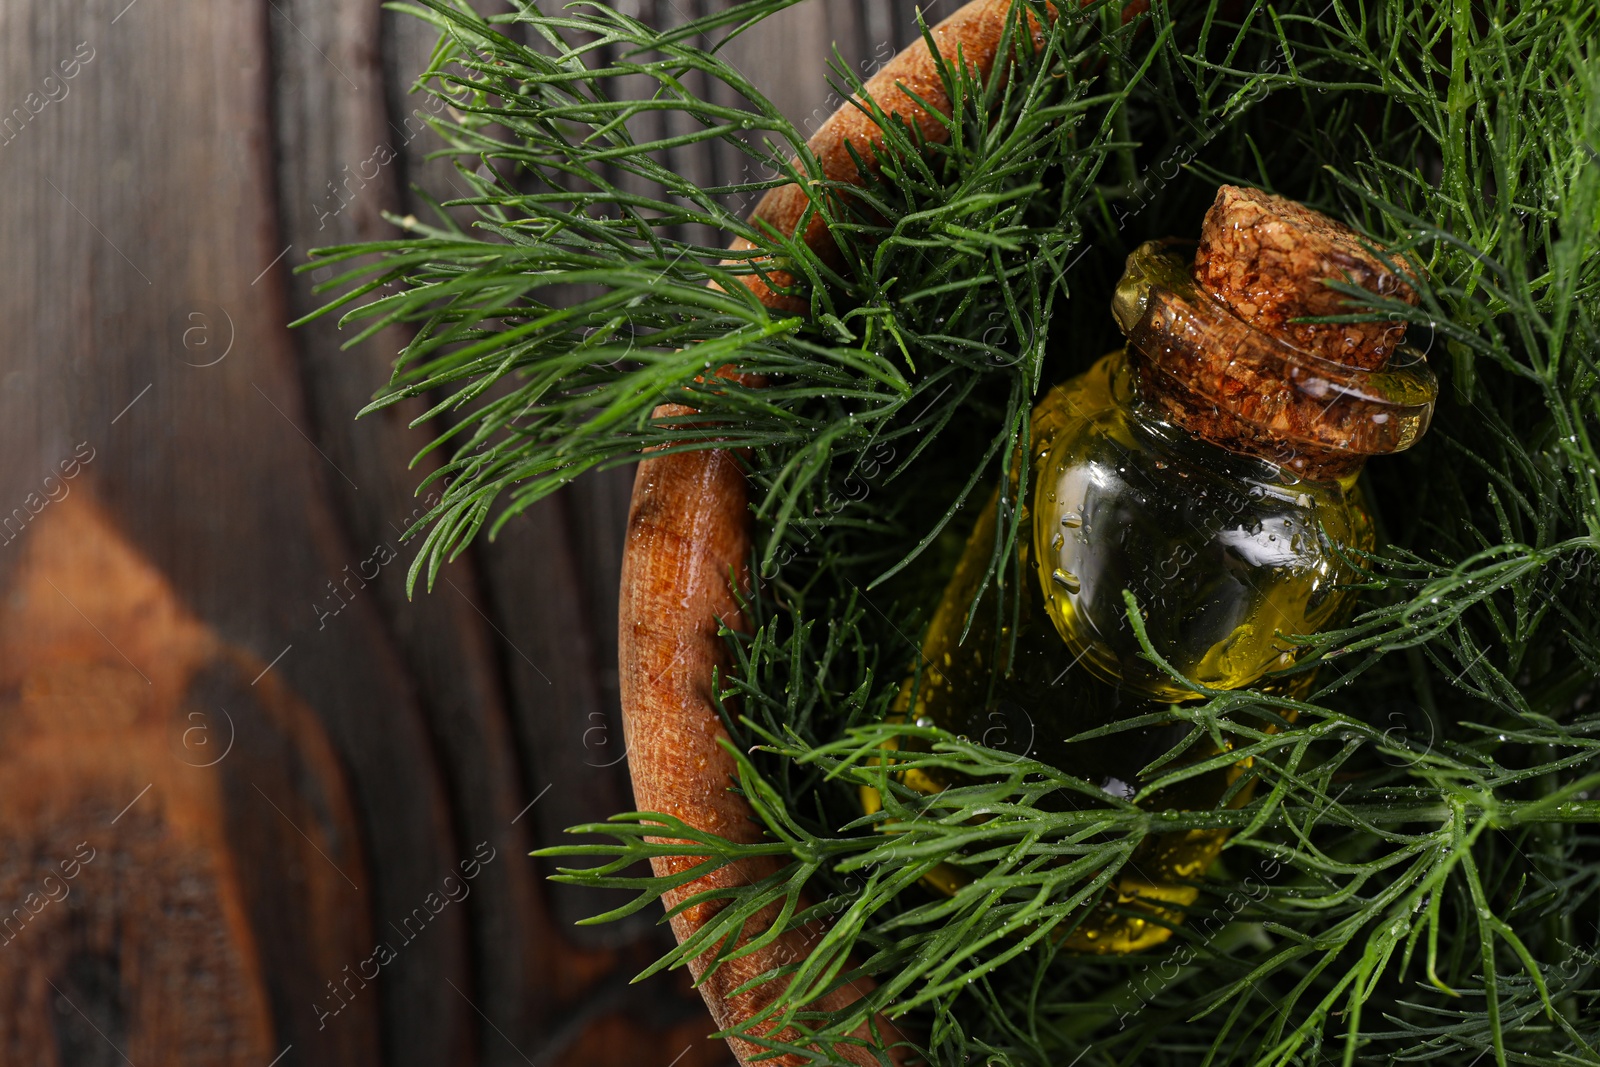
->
{"left": 302, "top": 1, "right": 1600, "bottom": 1063}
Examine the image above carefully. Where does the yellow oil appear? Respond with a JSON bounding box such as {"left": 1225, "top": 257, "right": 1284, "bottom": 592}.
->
{"left": 864, "top": 350, "right": 1373, "bottom": 953}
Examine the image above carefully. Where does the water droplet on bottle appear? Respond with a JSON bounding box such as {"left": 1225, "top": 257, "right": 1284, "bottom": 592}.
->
{"left": 1051, "top": 531, "right": 1064, "bottom": 551}
{"left": 1052, "top": 568, "right": 1080, "bottom": 594}
{"left": 1060, "top": 513, "right": 1082, "bottom": 528}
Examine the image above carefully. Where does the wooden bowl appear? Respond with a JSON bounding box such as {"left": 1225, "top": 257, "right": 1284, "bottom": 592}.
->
{"left": 616, "top": 3, "right": 1044, "bottom": 1063}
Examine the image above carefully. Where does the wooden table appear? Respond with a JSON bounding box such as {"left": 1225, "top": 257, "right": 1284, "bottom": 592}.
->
{"left": 0, "top": 0, "right": 919, "bottom": 1063}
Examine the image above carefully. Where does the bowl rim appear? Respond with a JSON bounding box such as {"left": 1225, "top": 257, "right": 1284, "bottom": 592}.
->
{"left": 614, "top": 2, "right": 1041, "bottom": 1063}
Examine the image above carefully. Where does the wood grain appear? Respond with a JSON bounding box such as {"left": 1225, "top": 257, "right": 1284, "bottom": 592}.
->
{"left": 0, "top": 0, "right": 455, "bottom": 1061}
{"left": 269, "top": 0, "right": 554, "bottom": 1058}
{"left": 0, "top": 492, "right": 373, "bottom": 1065}
{"left": 0, "top": 0, "right": 940, "bottom": 1062}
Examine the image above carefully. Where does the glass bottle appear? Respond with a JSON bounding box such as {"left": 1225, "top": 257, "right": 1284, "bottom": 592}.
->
{"left": 867, "top": 187, "right": 1439, "bottom": 953}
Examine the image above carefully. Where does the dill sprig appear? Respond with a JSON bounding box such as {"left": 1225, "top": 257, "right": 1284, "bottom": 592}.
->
{"left": 303, "top": 0, "right": 1600, "bottom": 1063}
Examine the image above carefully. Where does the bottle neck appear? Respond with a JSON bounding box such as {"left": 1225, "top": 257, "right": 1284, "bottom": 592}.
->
{"left": 1098, "top": 351, "right": 1355, "bottom": 487}
{"left": 1124, "top": 346, "right": 1370, "bottom": 483}
{"left": 1112, "top": 241, "right": 1437, "bottom": 485}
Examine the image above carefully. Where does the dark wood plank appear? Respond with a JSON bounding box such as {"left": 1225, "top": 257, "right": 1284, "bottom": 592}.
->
{"left": 0, "top": 0, "right": 464, "bottom": 1061}
{"left": 266, "top": 0, "right": 558, "bottom": 1060}
{"left": 287, "top": 0, "right": 735, "bottom": 1060}
{"left": 0, "top": 0, "right": 912, "bottom": 1063}
{"left": 0, "top": 493, "right": 377, "bottom": 1065}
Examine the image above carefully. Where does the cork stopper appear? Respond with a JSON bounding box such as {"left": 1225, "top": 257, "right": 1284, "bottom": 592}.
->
{"left": 1110, "top": 196, "right": 1438, "bottom": 482}
{"left": 1193, "top": 186, "right": 1418, "bottom": 370}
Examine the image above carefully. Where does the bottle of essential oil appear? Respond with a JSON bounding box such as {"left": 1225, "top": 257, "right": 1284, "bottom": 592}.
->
{"left": 869, "top": 186, "right": 1439, "bottom": 952}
